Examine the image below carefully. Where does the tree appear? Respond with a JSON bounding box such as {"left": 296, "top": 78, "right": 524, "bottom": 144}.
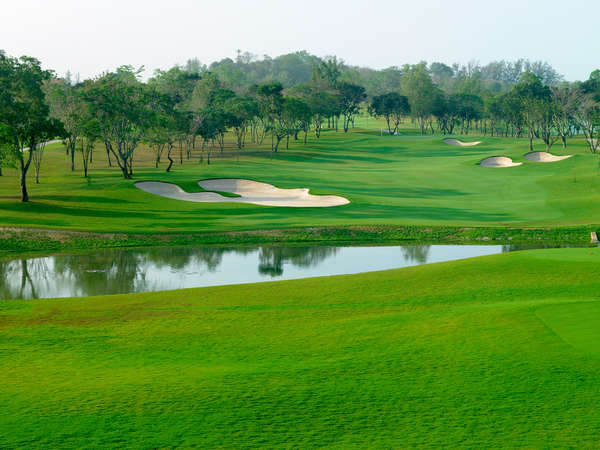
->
{"left": 224, "top": 95, "right": 258, "bottom": 149}
{"left": 44, "top": 78, "right": 81, "bottom": 171}
{"left": 338, "top": 82, "right": 366, "bottom": 132}
{"left": 281, "top": 97, "right": 311, "bottom": 148}
{"left": 256, "top": 82, "right": 285, "bottom": 151}
{"left": 197, "top": 107, "right": 230, "bottom": 163}
{"left": 0, "top": 123, "right": 14, "bottom": 176}
{"left": 313, "top": 56, "right": 343, "bottom": 87}
{"left": 432, "top": 93, "right": 458, "bottom": 135}
{"left": 454, "top": 93, "right": 484, "bottom": 134}
{"left": 77, "top": 114, "right": 100, "bottom": 178}
{"left": 429, "top": 62, "right": 454, "bottom": 87}
{"left": 550, "top": 85, "right": 577, "bottom": 149}
{"left": 511, "top": 72, "right": 553, "bottom": 151}
{"left": 573, "top": 71, "right": 600, "bottom": 153}
{"left": 0, "top": 53, "right": 57, "bottom": 201}
{"left": 83, "top": 67, "right": 154, "bottom": 179}
{"left": 368, "top": 92, "right": 410, "bottom": 134}
{"left": 402, "top": 63, "right": 440, "bottom": 135}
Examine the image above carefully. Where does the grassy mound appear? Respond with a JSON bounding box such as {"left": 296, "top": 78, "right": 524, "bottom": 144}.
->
{"left": 2, "top": 247, "right": 600, "bottom": 447}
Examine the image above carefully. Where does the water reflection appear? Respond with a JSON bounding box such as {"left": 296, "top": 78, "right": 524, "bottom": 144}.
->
{"left": 258, "top": 246, "right": 339, "bottom": 277}
{"left": 1, "top": 244, "right": 513, "bottom": 300}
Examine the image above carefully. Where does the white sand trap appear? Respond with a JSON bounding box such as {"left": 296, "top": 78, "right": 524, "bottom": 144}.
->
{"left": 443, "top": 138, "right": 482, "bottom": 147}
{"left": 135, "top": 179, "right": 349, "bottom": 207}
{"left": 480, "top": 156, "right": 522, "bottom": 168}
{"left": 524, "top": 152, "right": 573, "bottom": 162}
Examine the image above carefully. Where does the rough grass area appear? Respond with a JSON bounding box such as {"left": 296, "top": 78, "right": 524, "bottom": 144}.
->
{"left": 1, "top": 130, "right": 598, "bottom": 236}
{"left": 2, "top": 247, "right": 600, "bottom": 447}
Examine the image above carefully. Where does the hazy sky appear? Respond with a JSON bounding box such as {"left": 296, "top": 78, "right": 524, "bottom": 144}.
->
{"left": 2, "top": 0, "right": 599, "bottom": 81}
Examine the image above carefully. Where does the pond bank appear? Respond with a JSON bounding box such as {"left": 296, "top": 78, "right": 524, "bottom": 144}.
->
{"left": 0, "top": 225, "right": 594, "bottom": 257}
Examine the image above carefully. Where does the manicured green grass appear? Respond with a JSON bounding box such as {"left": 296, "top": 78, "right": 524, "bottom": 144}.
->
{"left": 2, "top": 247, "right": 600, "bottom": 447}
{"left": 1, "top": 130, "right": 598, "bottom": 234}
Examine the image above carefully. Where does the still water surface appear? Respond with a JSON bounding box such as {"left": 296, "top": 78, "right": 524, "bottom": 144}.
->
{"left": 1, "top": 244, "right": 516, "bottom": 300}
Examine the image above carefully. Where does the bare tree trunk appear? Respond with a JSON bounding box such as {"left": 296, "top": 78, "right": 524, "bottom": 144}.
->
{"left": 21, "top": 175, "right": 29, "bottom": 202}
{"left": 164, "top": 144, "right": 174, "bottom": 172}
{"left": 105, "top": 141, "right": 112, "bottom": 167}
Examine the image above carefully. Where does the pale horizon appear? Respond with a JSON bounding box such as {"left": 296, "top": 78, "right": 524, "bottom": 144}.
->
{"left": 2, "top": 0, "right": 599, "bottom": 82}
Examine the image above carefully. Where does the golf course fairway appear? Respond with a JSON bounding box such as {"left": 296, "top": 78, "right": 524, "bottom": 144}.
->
{"left": 2, "top": 247, "right": 600, "bottom": 448}
{"left": 0, "top": 130, "right": 597, "bottom": 236}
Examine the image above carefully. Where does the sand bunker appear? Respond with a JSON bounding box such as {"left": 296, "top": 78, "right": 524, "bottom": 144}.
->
{"left": 479, "top": 156, "right": 522, "bottom": 168}
{"left": 443, "top": 138, "right": 481, "bottom": 147}
{"left": 524, "top": 152, "right": 573, "bottom": 162}
{"left": 135, "top": 179, "right": 349, "bottom": 207}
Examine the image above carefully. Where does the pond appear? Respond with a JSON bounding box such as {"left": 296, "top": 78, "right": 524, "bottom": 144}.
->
{"left": 1, "top": 244, "right": 526, "bottom": 300}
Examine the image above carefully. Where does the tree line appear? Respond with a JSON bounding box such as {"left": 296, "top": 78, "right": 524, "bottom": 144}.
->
{"left": 1, "top": 49, "right": 600, "bottom": 203}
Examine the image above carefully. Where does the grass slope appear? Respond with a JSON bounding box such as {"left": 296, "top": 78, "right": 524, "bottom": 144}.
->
{"left": 2, "top": 247, "right": 600, "bottom": 447}
{"left": 1, "top": 131, "right": 599, "bottom": 234}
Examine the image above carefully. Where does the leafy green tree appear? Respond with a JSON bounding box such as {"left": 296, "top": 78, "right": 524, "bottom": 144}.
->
{"left": 573, "top": 71, "right": 600, "bottom": 153}
{"left": 224, "top": 95, "right": 259, "bottom": 149}
{"left": 312, "top": 56, "right": 343, "bottom": 87}
{"left": 338, "top": 82, "right": 366, "bottom": 132}
{"left": 431, "top": 93, "right": 457, "bottom": 135}
{"left": 0, "top": 53, "right": 57, "bottom": 201}
{"left": 0, "top": 123, "right": 14, "bottom": 176}
{"left": 454, "top": 93, "right": 484, "bottom": 134}
{"left": 44, "top": 78, "right": 82, "bottom": 171}
{"left": 368, "top": 92, "right": 410, "bottom": 134}
{"left": 429, "top": 62, "right": 454, "bottom": 87}
{"left": 511, "top": 72, "right": 553, "bottom": 151}
{"left": 402, "top": 63, "right": 440, "bottom": 135}
{"left": 550, "top": 85, "right": 577, "bottom": 149}
{"left": 281, "top": 97, "right": 311, "bottom": 147}
{"left": 83, "top": 67, "right": 154, "bottom": 178}
{"left": 144, "top": 89, "right": 178, "bottom": 169}
{"left": 197, "top": 107, "right": 231, "bottom": 163}
{"left": 256, "top": 82, "right": 285, "bottom": 151}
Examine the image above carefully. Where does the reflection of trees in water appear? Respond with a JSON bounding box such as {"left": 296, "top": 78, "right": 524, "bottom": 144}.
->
{"left": 1, "top": 245, "right": 341, "bottom": 300}
{"left": 52, "top": 250, "right": 143, "bottom": 297}
{"left": 144, "top": 246, "right": 258, "bottom": 272}
{"left": 401, "top": 246, "right": 431, "bottom": 264}
{"left": 258, "top": 246, "right": 339, "bottom": 277}
{"left": 502, "top": 244, "right": 567, "bottom": 253}
{"left": 0, "top": 258, "right": 51, "bottom": 300}
{"left": 146, "top": 247, "right": 221, "bottom": 271}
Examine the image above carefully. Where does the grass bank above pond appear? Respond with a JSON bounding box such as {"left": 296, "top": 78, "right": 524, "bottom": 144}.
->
{"left": 2, "top": 247, "right": 600, "bottom": 447}
{"left": 1, "top": 131, "right": 599, "bottom": 238}
{"left": 0, "top": 224, "right": 593, "bottom": 255}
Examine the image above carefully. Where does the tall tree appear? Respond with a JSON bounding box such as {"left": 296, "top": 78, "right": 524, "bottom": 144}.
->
{"left": 573, "top": 71, "right": 600, "bottom": 153}
{"left": 44, "top": 78, "right": 81, "bottom": 171}
{"left": 550, "top": 85, "right": 577, "bottom": 149}
{"left": 368, "top": 92, "right": 410, "bottom": 134}
{"left": 338, "top": 82, "right": 366, "bottom": 132}
{"left": 402, "top": 63, "right": 440, "bottom": 135}
{"left": 511, "top": 72, "right": 553, "bottom": 151}
{"left": 0, "top": 53, "right": 57, "bottom": 201}
{"left": 83, "top": 67, "right": 154, "bottom": 179}
{"left": 224, "top": 95, "right": 258, "bottom": 149}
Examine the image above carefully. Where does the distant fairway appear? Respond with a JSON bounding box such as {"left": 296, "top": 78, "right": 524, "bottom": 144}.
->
{"left": 0, "top": 129, "right": 597, "bottom": 235}
{"left": 2, "top": 247, "right": 600, "bottom": 447}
